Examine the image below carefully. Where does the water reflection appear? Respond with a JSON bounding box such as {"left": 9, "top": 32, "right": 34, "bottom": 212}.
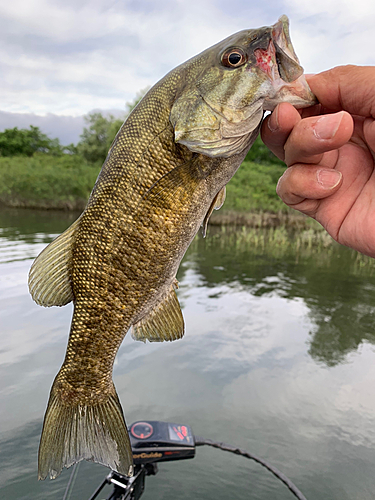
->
{"left": 1, "top": 208, "right": 375, "bottom": 500}
{"left": 2, "top": 210, "right": 375, "bottom": 371}
{"left": 185, "top": 227, "right": 375, "bottom": 367}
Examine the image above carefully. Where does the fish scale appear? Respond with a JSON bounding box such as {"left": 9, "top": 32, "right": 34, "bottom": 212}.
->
{"left": 28, "top": 15, "right": 316, "bottom": 481}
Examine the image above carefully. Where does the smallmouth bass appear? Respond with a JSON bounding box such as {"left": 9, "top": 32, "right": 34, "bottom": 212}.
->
{"left": 29, "top": 15, "right": 316, "bottom": 480}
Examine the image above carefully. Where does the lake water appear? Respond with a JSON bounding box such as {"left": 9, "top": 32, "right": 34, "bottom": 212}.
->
{"left": 1, "top": 207, "right": 375, "bottom": 500}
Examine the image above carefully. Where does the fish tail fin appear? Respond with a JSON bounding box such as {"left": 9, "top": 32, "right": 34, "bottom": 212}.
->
{"left": 38, "top": 380, "right": 133, "bottom": 480}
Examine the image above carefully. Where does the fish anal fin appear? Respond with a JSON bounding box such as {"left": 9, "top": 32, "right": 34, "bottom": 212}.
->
{"left": 28, "top": 218, "right": 80, "bottom": 307}
{"left": 132, "top": 284, "right": 184, "bottom": 343}
{"left": 38, "top": 379, "right": 133, "bottom": 480}
{"left": 202, "top": 186, "right": 226, "bottom": 237}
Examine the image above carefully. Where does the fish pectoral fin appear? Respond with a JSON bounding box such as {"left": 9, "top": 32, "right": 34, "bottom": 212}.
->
{"left": 202, "top": 186, "right": 226, "bottom": 237}
{"left": 28, "top": 217, "right": 80, "bottom": 307}
{"left": 131, "top": 283, "right": 184, "bottom": 343}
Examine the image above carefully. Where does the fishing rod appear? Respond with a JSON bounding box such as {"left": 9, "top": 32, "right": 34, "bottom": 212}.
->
{"left": 63, "top": 420, "right": 308, "bottom": 500}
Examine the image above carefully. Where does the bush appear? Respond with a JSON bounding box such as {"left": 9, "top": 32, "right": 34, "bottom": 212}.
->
{"left": 225, "top": 160, "right": 287, "bottom": 213}
{"left": 244, "top": 135, "right": 284, "bottom": 166}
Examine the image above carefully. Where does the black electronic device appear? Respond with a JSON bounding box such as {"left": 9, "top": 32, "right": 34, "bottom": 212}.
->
{"left": 87, "top": 419, "right": 307, "bottom": 500}
{"left": 88, "top": 421, "right": 196, "bottom": 500}
{"left": 129, "top": 420, "right": 195, "bottom": 464}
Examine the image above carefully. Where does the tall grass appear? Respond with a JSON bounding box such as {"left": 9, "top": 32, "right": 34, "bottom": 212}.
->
{"left": 224, "top": 160, "right": 287, "bottom": 213}
{"left": 0, "top": 154, "right": 100, "bottom": 210}
{"left": 0, "top": 155, "right": 287, "bottom": 214}
{"left": 196, "top": 225, "right": 375, "bottom": 274}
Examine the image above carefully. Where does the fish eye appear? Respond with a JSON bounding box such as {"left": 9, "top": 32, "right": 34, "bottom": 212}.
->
{"left": 221, "top": 48, "right": 246, "bottom": 68}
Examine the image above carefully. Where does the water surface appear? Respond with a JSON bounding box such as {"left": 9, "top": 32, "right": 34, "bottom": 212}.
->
{"left": 1, "top": 208, "right": 375, "bottom": 500}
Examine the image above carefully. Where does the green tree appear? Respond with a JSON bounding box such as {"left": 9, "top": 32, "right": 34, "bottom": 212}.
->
{"left": 76, "top": 88, "right": 150, "bottom": 164}
{"left": 76, "top": 113, "right": 124, "bottom": 164}
{"left": 0, "top": 126, "right": 63, "bottom": 157}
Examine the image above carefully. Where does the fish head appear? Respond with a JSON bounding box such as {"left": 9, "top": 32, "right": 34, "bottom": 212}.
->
{"left": 170, "top": 15, "right": 317, "bottom": 158}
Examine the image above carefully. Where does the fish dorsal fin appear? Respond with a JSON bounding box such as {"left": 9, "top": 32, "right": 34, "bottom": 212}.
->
{"left": 28, "top": 218, "right": 80, "bottom": 307}
{"left": 202, "top": 186, "right": 226, "bottom": 237}
{"left": 131, "top": 283, "right": 184, "bottom": 343}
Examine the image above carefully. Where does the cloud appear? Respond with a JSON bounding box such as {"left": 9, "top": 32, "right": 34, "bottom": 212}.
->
{"left": 0, "top": 0, "right": 267, "bottom": 115}
{"left": 0, "top": 0, "right": 374, "bottom": 120}
{"left": 284, "top": 0, "right": 375, "bottom": 71}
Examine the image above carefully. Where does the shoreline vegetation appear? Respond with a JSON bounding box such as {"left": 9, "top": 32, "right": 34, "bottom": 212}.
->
{"left": 0, "top": 150, "right": 316, "bottom": 228}
{"left": 0, "top": 106, "right": 320, "bottom": 234}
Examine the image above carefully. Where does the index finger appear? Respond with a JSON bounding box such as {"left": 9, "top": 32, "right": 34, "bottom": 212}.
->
{"left": 308, "top": 66, "right": 375, "bottom": 118}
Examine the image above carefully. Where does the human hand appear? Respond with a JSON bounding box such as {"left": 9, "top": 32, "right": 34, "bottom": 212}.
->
{"left": 261, "top": 65, "right": 375, "bottom": 258}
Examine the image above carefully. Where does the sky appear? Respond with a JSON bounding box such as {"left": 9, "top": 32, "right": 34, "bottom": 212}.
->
{"left": 1, "top": 0, "right": 375, "bottom": 144}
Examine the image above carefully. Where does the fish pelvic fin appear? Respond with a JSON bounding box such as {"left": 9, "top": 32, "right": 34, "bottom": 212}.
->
{"left": 202, "top": 185, "right": 226, "bottom": 237}
{"left": 38, "top": 380, "right": 133, "bottom": 480}
{"left": 131, "top": 282, "right": 184, "bottom": 343}
{"left": 29, "top": 217, "right": 81, "bottom": 307}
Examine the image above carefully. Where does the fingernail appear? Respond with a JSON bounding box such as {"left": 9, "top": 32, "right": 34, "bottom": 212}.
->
{"left": 268, "top": 106, "right": 280, "bottom": 132}
{"left": 313, "top": 112, "right": 344, "bottom": 140}
{"left": 317, "top": 169, "right": 342, "bottom": 189}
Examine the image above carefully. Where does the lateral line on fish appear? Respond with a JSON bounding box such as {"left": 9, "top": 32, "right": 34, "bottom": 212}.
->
{"left": 136, "top": 159, "right": 197, "bottom": 212}
{"left": 139, "top": 168, "right": 199, "bottom": 214}
{"left": 118, "top": 123, "right": 172, "bottom": 202}
{"left": 141, "top": 170, "right": 184, "bottom": 203}
{"left": 148, "top": 180, "right": 186, "bottom": 212}
{"left": 94, "top": 123, "right": 176, "bottom": 260}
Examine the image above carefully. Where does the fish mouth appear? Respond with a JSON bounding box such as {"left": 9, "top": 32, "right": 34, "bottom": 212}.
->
{"left": 255, "top": 15, "right": 317, "bottom": 111}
